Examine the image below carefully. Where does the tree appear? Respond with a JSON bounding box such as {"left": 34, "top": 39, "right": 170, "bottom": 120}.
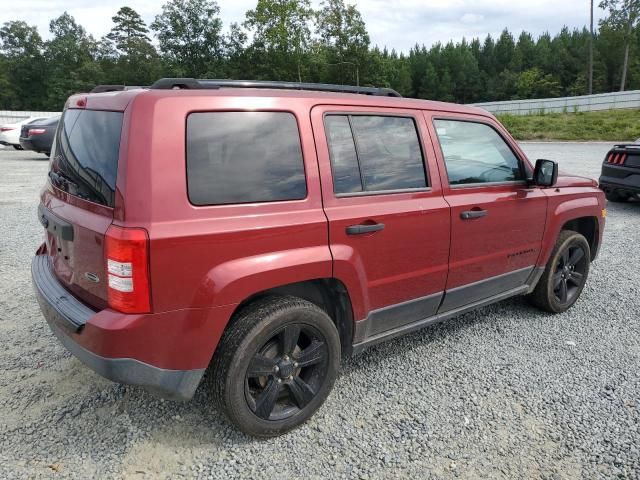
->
{"left": 101, "top": 7, "right": 159, "bottom": 85}
{"left": 599, "top": 0, "right": 640, "bottom": 90}
{"left": 224, "top": 22, "right": 250, "bottom": 78}
{"left": 589, "top": 0, "right": 595, "bottom": 93}
{"left": 44, "top": 12, "right": 100, "bottom": 109}
{"left": 106, "top": 6, "right": 151, "bottom": 52}
{"left": 495, "top": 29, "right": 515, "bottom": 72}
{"left": 151, "top": 0, "right": 224, "bottom": 77}
{"left": 0, "top": 21, "right": 45, "bottom": 109}
{"left": 316, "top": 0, "right": 369, "bottom": 84}
{"left": 516, "top": 68, "right": 561, "bottom": 98}
{"left": 243, "top": 0, "right": 313, "bottom": 81}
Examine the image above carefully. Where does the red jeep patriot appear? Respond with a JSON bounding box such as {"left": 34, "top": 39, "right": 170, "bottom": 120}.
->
{"left": 32, "top": 79, "right": 606, "bottom": 436}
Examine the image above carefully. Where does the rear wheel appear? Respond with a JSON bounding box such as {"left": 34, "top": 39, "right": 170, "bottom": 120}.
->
{"left": 528, "top": 230, "right": 590, "bottom": 313}
{"left": 211, "top": 296, "right": 341, "bottom": 437}
{"left": 12, "top": 145, "right": 22, "bottom": 150}
{"left": 605, "top": 190, "right": 629, "bottom": 202}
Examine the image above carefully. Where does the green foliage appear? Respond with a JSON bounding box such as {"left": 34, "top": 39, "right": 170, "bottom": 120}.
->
{"left": 316, "top": 0, "right": 369, "bottom": 84}
{"left": 243, "top": 0, "right": 313, "bottom": 81}
{"left": 516, "top": 68, "right": 562, "bottom": 98}
{"left": 497, "top": 108, "right": 640, "bottom": 140}
{"left": 106, "top": 6, "right": 151, "bottom": 51}
{"left": 100, "top": 7, "right": 160, "bottom": 86}
{"left": 151, "top": 0, "right": 224, "bottom": 77}
{"left": 44, "top": 12, "right": 100, "bottom": 110}
{"left": 0, "top": 1, "right": 639, "bottom": 111}
{"left": 0, "top": 21, "right": 45, "bottom": 109}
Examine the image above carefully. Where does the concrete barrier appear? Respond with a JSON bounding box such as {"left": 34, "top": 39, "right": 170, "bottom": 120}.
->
{"left": 471, "top": 90, "right": 640, "bottom": 115}
{"left": 3, "top": 90, "right": 640, "bottom": 122}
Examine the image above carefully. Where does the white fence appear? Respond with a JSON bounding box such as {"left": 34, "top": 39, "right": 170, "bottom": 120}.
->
{"left": 0, "top": 110, "right": 60, "bottom": 125}
{"left": 471, "top": 90, "right": 640, "bottom": 115}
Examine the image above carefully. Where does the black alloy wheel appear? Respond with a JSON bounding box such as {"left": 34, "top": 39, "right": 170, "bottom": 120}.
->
{"left": 552, "top": 243, "right": 588, "bottom": 305}
{"left": 211, "top": 296, "right": 341, "bottom": 437}
{"left": 245, "top": 324, "right": 329, "bottom": 421}
{"left": 528, "top": 230, "right": 591, "bottom": 313}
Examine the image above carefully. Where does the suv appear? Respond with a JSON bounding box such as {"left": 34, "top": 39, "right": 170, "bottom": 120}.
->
{"left": 32, "top": 78, "right": 606, "bottom": 436}
{"left": 599, "top": 141, "right": 640, "bottom": 202}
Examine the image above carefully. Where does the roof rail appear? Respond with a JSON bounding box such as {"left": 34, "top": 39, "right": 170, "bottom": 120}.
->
{"left": 90, "top": 85, "right": 146, "bottom": 93}
{"left": 149, "top": 78, "right": 402, "bottom": 97}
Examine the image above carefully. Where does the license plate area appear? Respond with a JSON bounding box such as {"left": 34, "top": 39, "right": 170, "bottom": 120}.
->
{"left": 38, "top": 204, "right": 74, "bottom": 241}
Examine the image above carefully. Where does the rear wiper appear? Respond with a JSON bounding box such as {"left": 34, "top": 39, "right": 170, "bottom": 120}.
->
{"left": 48, "top": 170, "right": 90, "bottom": 199}
{"left": 48, "top": 170, "right": 76, "bottom": 191}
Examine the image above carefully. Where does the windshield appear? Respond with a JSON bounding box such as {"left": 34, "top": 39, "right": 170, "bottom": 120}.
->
{"left": 50, "top": 109, "right": 123, "bottom": 207}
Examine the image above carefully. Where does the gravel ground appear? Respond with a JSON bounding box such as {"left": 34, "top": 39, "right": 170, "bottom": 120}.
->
{"left": 0, "top": 143, "right": 638, "bottom": 479}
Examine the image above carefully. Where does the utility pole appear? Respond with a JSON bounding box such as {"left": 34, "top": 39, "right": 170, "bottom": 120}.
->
{"left": 589, "top": 0, "right": 594, "bottom": 94}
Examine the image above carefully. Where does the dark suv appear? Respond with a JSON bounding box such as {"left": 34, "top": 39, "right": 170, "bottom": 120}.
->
{"left": 599, "top": 141, "right": 640, "bottom": 202}
{"left": 32, "top": 78, "right": 606, "bottom": 436}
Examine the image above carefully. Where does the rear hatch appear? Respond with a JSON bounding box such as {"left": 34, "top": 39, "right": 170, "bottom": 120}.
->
{"left": 40, "top": 108, "right": 124, "bottom": 309}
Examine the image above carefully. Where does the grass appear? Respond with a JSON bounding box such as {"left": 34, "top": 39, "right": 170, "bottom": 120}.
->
{"left": 496, "top": 108, "right": 640, "bottom": 141}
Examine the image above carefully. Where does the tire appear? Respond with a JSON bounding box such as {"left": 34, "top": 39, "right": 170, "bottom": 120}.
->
{"left": 12, "top": 145, "right": 23, "bottom": 150}
{"left": 605, "top": 190, "right": 629, "bottom": 202}
{"left": 528, "top": 230, "right": 590, "bottom": 313}
{"left": 211, "top": 295, "right": 341, "bottom": 437}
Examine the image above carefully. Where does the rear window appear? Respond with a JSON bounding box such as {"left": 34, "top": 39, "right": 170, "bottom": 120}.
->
{"left": 51, "top": 109, "right": 123, "bottom": 207}
{"left": 186, "top": 112, "right": 307, "bottom": 205}
{"left": 324, "top": 114, "right": 427, "bottom": 194}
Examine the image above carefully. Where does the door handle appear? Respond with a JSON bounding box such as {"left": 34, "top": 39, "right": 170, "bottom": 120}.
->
{"left": 460, "top": 209, "right": 488, "bottom": 220}
{"left": 346, "top": 223, "right": 385, "bottom": 235}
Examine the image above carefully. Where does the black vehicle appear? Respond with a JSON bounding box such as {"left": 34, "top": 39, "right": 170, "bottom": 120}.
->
{"left": 19, "top": 116, "right": 60, "bottom": 156}
{"left": 599, "top": 141, "right": 640, "bottom": 202}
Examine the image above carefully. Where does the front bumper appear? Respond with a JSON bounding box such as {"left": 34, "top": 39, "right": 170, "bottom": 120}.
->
{"left": 31, "top": 254, "right": 204, "bottom": 400}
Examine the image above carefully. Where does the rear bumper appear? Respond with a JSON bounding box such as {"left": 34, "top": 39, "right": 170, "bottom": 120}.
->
{"left": 599, "top": 164, "right": 640, "bottom": 194}
{"left": 19, "top": 137, "right": 49, "bottom": 153}
{"left": 31, "top": 254, "right": 205, "bottom": 400}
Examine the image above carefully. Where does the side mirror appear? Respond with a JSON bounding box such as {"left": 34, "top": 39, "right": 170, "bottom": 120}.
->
{"left": 533, "top": 159, "right": 558, "bottom": 187}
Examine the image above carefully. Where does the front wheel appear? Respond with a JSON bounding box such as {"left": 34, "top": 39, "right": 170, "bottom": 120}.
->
{"left": 211, "top": 296, "right": 341, "bottom": 437}
{"left": 13, "top": 145, "right": 23, "bottom": 150}
{"left": 528, "top": 230, "right": 590, "bottom": 313}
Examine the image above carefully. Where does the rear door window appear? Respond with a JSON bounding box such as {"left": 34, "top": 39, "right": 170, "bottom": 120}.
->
{"left": 433, "top": 119, "right": 524, "bottom": 186}
{"left": 186, "top": 111, "right": 307, "bottom": 205}
{"left": 51, "top": 109, "right": 123, "bottom": 207}
{"left": 324, "top": 114, "right": 427, "bottom": 194}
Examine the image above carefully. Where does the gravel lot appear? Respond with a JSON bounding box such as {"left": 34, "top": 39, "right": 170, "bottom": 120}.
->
{"left": 0, "top": 143, "right": 638, "bottom": 479}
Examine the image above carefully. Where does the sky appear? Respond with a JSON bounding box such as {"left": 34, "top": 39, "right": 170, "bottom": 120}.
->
{"left": 0, "top": 0, "right": 607, "bottom": 53}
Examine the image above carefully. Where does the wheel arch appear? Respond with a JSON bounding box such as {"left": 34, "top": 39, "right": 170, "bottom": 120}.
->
{"left": 227, "top": 278, "right": 355, "bottom": 359}
{"left": 561, "top": 216, "right": 599, "bottom": 261}
{"left": 539, "top": 196, "right": 603, "bottom": 266}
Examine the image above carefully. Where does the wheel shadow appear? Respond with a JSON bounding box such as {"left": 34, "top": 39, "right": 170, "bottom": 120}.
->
{"left": 605, "top": 196, "right": 640, "bottom": 214}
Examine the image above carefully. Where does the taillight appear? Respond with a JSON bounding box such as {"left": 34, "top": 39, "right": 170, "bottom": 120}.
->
{"left": 105, "top": 225, "right": 151, "bottom": 313}
{"left": 0, "top": 127, "right": 15, "bottom": 132}
{"left": 608, "top": 152, "right": 628, "bottom": 165}
{"left": 28, "top": 128, "right": 46, "bottom": 136}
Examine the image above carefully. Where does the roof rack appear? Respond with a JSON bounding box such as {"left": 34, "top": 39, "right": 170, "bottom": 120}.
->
{"left": 90, "top": 85, "right": 145, "bottom": 93}
{"left": 149, "top": 78, "right": 402, "bottom": 97}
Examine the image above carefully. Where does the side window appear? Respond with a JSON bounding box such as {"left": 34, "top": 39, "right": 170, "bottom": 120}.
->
{"left": 324, "top": 114, "right": 427, "bottom": 194}
{"left": 186, "top": 112, "right": 306, "bottom": 205}
{"left": 434, "top": 119, "right": 524, "bottom": 186}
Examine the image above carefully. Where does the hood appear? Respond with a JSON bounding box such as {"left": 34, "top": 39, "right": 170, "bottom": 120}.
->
{"left": 555, "top": 172, "right": 598, "bottom": 188}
